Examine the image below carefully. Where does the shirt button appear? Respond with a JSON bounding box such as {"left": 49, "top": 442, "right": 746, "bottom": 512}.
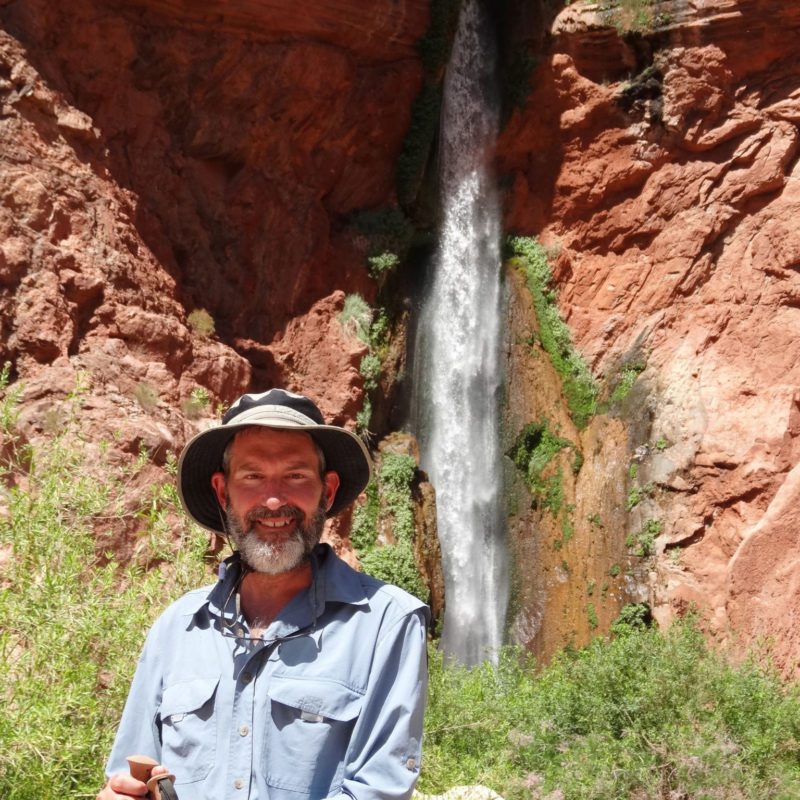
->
{"left": 239, "top": 724, "right": 250, "bottom": 737}
{"left": 406, "top": 757, "right": 417, "bottom": 770}
{"left": 234, "top": 778, "right": 244, "bottom": 790}
{"left": 241, "top": 672, "right": 253, "bottom": 684}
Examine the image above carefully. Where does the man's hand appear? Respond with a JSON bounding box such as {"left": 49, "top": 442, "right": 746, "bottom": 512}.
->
{"left": 96, "top": 764, "right": 171, "bottom": 799}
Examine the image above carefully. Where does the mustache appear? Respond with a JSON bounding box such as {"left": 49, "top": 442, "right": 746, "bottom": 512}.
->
{"left": 244, "top": 505, "right": 304, "bottom": 525}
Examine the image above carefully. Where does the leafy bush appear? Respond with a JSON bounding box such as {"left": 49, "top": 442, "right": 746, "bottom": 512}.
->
{"left": 359, "top": 353, "right": 383, "bottom": 392}
{"left": 508, "top": 419, "right": 577, "bottom": 517}
{"left": 422, "top": 621, "right": 800, "bottom": 799}
{"left": 181, "top": 386, "right": 211, "bottom": 420}
{"left": 626, "top": 481, "right": 655, "bottom": 511}
{"left": 186, "top": 308, "right": 215, "bottom": 338}
{"left": 0, "top": 390, "right": 210, "bottom": 800}
{"left": 507, "top": 237, "right": 598, "bottom": 428}
{"left": 626, "top": 518, "right": 662, "bottom": 557}
{"left": 350, "top": 454, "right": 427, "bottom": 601}
{"left": 608, "top": 361, "right": 646, "bottom": 406}
{"left": 367, "top": 251, "right": 401, "bottom": 279}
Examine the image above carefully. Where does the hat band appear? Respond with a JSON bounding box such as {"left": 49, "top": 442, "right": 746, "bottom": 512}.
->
{"left": 227, "top": 404, "right": 318, "bottom": 428}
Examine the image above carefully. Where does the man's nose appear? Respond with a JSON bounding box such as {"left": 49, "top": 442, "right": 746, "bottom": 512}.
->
{"left": 258, "top": 480, "right": 286, "bottom": 510}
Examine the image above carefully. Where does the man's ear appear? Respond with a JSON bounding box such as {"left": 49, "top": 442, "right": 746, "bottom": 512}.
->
{"left": 211, "top": 472, "right": 228, "bottom": 509}
{"left": 323, "top": 471, "right": 340, "bottom": 511}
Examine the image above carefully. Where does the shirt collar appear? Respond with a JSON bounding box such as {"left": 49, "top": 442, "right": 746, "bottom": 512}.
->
{"left": 195, "top": 542, "right": 371, "bottom": 622}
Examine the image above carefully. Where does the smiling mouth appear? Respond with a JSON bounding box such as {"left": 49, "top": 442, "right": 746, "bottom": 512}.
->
{"left": 257, "top": 518, "right": 294, "bottom": 529}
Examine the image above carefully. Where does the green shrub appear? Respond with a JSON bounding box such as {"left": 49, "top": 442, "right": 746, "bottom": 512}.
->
{"left": 186, "top": 308, "right": 215, "bottom": 338}
{"left": 421, "top": 622, "right": 800, "bottom": 799}
{"left": 626, "top": 481, "right": 655, "bottom": 511}
{"left": 508, "top": 419, "right": 577, "bottom": 516}
{"left": 181, "top": 386, "right": 211, "bottom": 420}
{"left": 359, "top": 353, "right": 382, "bottom": 392}
{"left": 359, "top": 543, "right": 427, "bottom": 601}
{"left": 350, "top": 453, "right": 427, "bottom": 601}
{"left": 507, "top": 237, "right": 598, "bottom": 428}
{"left": 608, "top": 361, "right": 646, "bottom": 405}
{"left": 628, "top": 518, "right": 662, "bottom": 557}
{"left": 367, "top": 251, "right": 401, "bottom": 279}
{"left": 0, "top": 393, "right": 209, "bottom": 799}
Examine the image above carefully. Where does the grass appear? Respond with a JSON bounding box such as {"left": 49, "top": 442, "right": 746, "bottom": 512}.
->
{"left": 507, "top": 237, "right": 598, "bottom": 429}
{"left": 0, "top": 381, "right": 210, "bottom": 800}
{"left": 339, "top": 297, "right": 391, "bottom": 434}
{"left": 421, "top": 618, "right": 800, "bottom": 799}
{"left": 600, "top": 0, "right": 666, "bottom": 34}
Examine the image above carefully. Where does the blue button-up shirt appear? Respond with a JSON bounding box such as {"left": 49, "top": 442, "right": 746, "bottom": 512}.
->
{"left": 106, "top": 544, "right": 429, "bottom": 800}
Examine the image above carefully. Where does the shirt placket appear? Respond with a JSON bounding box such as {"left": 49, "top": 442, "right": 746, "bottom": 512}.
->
{"left": 224, "top": 641, "right": 272, "bottom": 800}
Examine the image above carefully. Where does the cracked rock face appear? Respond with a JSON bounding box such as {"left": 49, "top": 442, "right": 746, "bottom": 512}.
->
{"left": 499, "top": 0, "right": 800, "bottom": 672}
{"left": 0, "top": 0, "right": 425, "bottom": 565}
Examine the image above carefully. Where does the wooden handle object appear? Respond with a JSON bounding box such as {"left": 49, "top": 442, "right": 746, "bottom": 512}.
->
{"left": 126, "top": 755, "right": 177, "bottom": 800}
{"left": 127, "top": 755, "right": 158, "bottom": 784}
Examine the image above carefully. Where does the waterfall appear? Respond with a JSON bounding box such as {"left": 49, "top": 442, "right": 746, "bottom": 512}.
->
{"left": 413, "top": 0, "right": 508, "bottom": 665}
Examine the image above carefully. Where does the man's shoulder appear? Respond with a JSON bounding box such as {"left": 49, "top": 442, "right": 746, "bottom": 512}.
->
{"left": 155, "top": 582, "right": 216, "bottom": 621}
{"left": 322, "top": 547, "right": 429, "bottom": 620}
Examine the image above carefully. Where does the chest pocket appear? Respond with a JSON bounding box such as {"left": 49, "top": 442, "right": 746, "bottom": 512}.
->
{"left": 264, "top": 676, "right": 363, "bottom": 797}
{"left": 159, "top": 677, "right": 219, "bottom": 785}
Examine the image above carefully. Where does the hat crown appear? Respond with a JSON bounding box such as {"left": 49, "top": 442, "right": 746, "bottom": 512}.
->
{"left": 222, "top": 389, "right": 325, "bottom": 426}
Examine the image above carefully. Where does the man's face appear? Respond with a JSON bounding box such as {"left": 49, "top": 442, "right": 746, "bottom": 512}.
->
{"left": 210, "top": 427, "right": 340, "bottom": 574}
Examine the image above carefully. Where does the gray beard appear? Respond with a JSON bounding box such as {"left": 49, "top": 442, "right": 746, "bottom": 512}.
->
{"left": 225, "top": 499, "right": 327, "bottom": 575}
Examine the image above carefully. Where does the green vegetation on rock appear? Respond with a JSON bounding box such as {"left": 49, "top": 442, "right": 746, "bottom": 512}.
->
{"left": 508, "top": 418, "right": 577, "bottom": 517}
{"left": 350, "top": 453, "right": 427, "bottom": 601}
{"left": 507, "top": 236, "right": 598, "bottom": 428}
{"left": 338, "top": 296, "right": 391, "bottom": 433}
{"left": 608, "top": 361, "right": 646, "bottom": 406}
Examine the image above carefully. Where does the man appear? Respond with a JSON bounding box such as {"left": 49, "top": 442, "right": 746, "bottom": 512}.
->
{"left": 99, "top": 389, "right": 429, "bottom": 800}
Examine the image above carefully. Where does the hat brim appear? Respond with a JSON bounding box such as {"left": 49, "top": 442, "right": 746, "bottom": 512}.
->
{"left": 177, "top": 421, "right": 372, "bottom": 533}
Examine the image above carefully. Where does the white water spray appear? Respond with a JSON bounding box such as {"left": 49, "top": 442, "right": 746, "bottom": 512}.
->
{"left": 413, "top": 0, "right": 507, "bottom": 665}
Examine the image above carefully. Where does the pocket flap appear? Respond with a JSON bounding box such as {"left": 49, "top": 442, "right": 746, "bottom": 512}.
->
{"left": 160, "top": 677, "right": 219, "bottom": 719}
{"left": 267, "top": 677, "right": 363, "bottom": 722}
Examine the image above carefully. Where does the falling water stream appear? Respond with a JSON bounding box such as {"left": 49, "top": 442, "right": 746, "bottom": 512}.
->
{"left": 413, "top": 0, "right": 508, "bottom": 665}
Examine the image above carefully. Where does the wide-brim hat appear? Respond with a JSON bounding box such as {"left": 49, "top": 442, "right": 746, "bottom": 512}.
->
{"left": 177, "top": 389, "right": 372, "bottom": 533}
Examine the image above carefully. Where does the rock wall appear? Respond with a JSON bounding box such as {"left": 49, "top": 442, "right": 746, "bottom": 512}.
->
{"left": 498, "top": 0, "right": 800, "bottom": 673}
{"left": 0, "top": 0, "right": 428, "bottom": 429}
{"left": 0, "top": 0, "right": 427, "bottom": 565}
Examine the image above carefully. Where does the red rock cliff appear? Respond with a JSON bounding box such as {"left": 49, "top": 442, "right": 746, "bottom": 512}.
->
{"left": 499, "top": 0, "right": 800, "bottom": 673}
{"left": 0, "top": 0, "right": 426, "bottom": 434}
